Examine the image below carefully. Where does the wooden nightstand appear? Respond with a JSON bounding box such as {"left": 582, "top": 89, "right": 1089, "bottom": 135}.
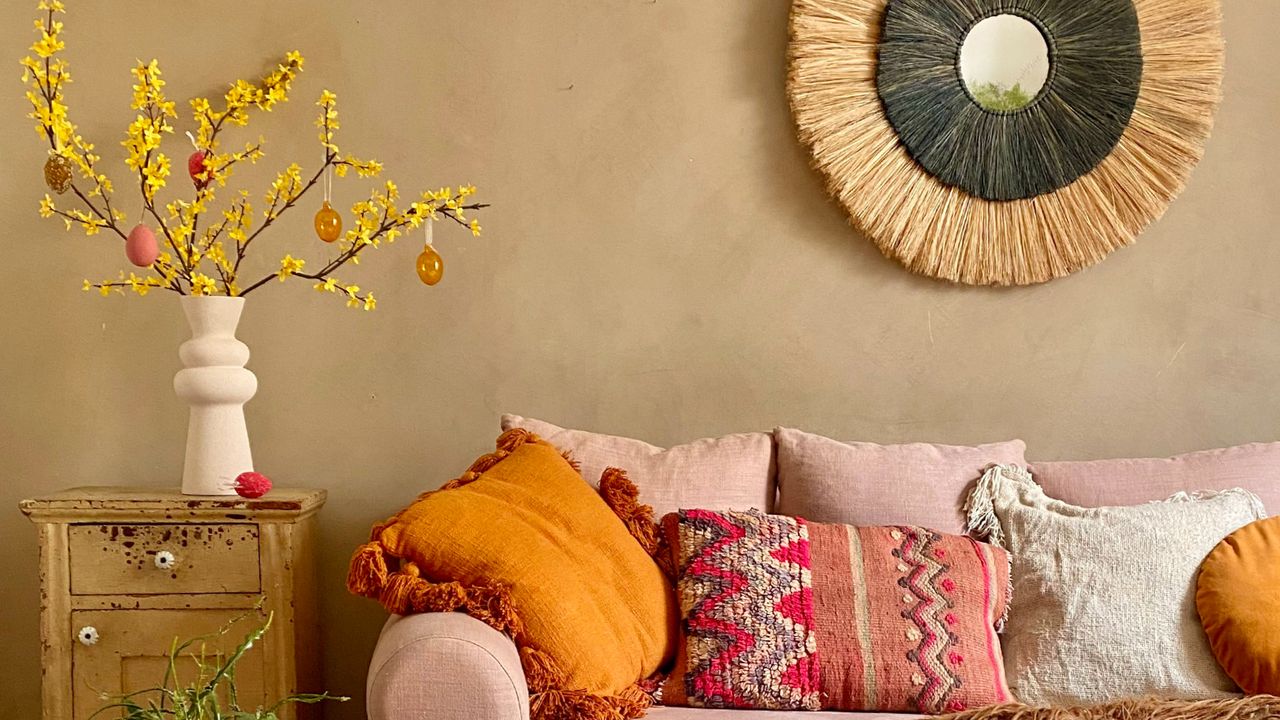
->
{"left": 21, "top": 487, "right": 326, "bottom": 720}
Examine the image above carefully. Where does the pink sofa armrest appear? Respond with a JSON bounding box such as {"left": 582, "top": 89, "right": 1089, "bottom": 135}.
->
{"left": 367, "top": 613, "right": 529, "bottom": 720}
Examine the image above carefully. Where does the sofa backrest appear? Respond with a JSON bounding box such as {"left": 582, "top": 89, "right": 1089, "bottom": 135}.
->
{"left": 774, "top": 427, "right": 1028, "bottom": 534}
{"left": 500, "top": 416, "right": 1280, "bottom": 524}
{"left": 500, "top": 415, "right": 775, "bottom": 517}
{"left": 1030, "top": 442, "right": 1280, "bottom": 512}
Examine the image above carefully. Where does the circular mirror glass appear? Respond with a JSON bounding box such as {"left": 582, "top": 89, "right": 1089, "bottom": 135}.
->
{"left": 959, "top": 15, "right": 1050, "bottom": 112}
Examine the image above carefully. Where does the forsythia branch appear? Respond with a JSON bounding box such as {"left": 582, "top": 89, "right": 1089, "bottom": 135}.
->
{"left": 24, "top": 3, "right": 486, "bottom": 307}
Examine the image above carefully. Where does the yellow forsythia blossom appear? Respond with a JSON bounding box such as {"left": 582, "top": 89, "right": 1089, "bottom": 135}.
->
{"left": 277, "top": 254, "right": 306, "bottom": 280}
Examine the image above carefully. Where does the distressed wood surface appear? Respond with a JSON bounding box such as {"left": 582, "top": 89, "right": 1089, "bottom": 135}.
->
{"left": 22, "top": 487, "right": 326, "bottom": 720}
{"left": 71, "top": 592, "right": 266, "bottom": 611}
{"left": 69, "top": 523, "right": 261, "bottom": 595}
{"left": 38, "top": 522, "right": 72, "bottom": 720}
{"left": 21, "top": 487, "right": 326, "bottom": 523}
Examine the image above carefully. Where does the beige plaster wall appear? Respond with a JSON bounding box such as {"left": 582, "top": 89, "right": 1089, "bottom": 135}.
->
{"left": 1, "top": 1, "right": 1277, "bottom": 718}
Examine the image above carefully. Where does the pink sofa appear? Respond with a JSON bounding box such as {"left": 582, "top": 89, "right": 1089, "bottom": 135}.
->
{"left": 363, "top": 419, "right": 1280, "bottom": 719}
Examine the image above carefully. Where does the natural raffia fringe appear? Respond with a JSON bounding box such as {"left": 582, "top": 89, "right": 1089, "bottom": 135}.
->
{"left": 787, "top": 0, "right": 1223, "bottom": 285}
{"left": 345, "top": 428, "right": 661, "bottom": 720}
{"left": 936, "top": 695, "right": 1280, "bottom": 720}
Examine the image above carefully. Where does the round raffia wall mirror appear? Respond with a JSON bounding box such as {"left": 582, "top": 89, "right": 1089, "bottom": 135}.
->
{"left": 787, "top": 0, "right": 1223, "bottom": 285}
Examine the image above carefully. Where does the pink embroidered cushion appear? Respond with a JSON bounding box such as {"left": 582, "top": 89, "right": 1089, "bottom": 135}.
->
{"left": 659, "top": 510, "right": 1012, "bottom": 714}
{"left": 501, "top": 415, "right": 775, "bottom": 516}
{"left": 1030, "top": 442, "right": 1280, "bottom": 512}
{"left": 775, "top": 427, "right": 1027, "bottom": 534}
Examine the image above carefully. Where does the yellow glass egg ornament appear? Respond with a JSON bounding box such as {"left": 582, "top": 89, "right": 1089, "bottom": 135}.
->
{"left": 314, "top": 201, "right": 342, "bottom": 243}
{"left": 416, "top": 245, "right": 444, "bottom": 286}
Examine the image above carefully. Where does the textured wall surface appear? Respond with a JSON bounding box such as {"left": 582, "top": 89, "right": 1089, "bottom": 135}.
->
{"left": 1, "top": 2, "right": 1277, "bottom": 718}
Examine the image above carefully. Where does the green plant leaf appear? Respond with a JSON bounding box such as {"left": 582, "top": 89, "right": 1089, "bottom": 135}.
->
{"left": 93, "top": 610, "right": 343, "bottom": 720}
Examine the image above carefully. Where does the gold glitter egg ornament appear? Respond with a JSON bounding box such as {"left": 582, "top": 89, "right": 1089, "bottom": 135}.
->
{"left": 44, "top": 154, "right": 73, "bottom": 194}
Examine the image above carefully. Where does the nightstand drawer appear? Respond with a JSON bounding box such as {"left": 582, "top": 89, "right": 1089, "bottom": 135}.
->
{"left": 69, "top": 523, "right": 261, "bottom": 595}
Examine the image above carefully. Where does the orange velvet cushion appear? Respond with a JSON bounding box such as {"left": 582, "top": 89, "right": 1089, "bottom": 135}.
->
{"left": 1196, "top": 516, "right": 1280, "bottom": 694}
{"left": 348, "top": 430, "right": 677, "bottom": 715}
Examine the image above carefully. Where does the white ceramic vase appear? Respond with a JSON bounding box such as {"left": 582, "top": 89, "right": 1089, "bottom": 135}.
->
{"left": 173, "top": 296, "right": 257, "bottom": 496}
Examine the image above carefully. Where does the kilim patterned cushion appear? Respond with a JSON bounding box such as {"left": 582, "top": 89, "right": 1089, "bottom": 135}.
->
{"left": 659, "top": 509, "right": 1012, "bottom": 714}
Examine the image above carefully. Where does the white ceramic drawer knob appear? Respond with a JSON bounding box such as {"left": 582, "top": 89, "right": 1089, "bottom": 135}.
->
{"left": 154, "top": 550, "right": 177, "bottom": 570}
{"left": 77, "top": 626, "right": 99, "bottom": 646}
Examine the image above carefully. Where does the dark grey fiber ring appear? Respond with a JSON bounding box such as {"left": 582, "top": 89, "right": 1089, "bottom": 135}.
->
{"left": 876, "top": 0, "right": 1143, "bottom": 201}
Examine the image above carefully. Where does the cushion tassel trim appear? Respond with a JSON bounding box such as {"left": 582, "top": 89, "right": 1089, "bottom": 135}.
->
{"left": 598, "top": 467, "right": 660, "bottom": 557}
{"left": 523, "top": 646, "right": 654, "bottom": 720}
{"left": 963, "top": 463, "right": 1035, "bottom": 549}
{"left": 346, "top": 546, "right": 525, "bottom": 638}
{"left": 934, "top": 695, "right": 1280, "bottom": 720}
{"left": 963, "top": 464, "right": 1028, "bottom": 633}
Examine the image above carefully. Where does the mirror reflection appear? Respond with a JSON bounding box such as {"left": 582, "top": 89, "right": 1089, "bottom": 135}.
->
{"left": 959, "top": 15, "right": 1050, "bottom": 112}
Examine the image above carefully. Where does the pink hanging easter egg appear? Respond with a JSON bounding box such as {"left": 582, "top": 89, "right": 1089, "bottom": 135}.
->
{"left": 125, "top": 224, "right": 159, "bottom": 267}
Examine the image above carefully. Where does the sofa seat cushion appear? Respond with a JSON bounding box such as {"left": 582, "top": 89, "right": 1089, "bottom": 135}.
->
{"left": 776, "top": 427, "right": 1027, "bottom": 534}
{"left": 502, "top": 415, "right": 775, "bottom": 516}
{"left": 648, "top": 708, "right": 923, "bottom": 719}
{"left": 1029, "top": 442, "right": 1280, "bottom": 512}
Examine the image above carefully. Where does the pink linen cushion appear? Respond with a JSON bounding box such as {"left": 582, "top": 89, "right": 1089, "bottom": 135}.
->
{"left": 500, "top": 415, "right": 774, "bottom": 516}
{"left": 1030, "top": 442, "right": 1280, "bottom": 512}
{"left": 774, "top": 428, "right": 1026, "bottom": 534}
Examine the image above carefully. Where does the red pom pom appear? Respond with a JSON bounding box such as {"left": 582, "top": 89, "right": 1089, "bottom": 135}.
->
{"left": 234, "top": 471, "right": 272, "bottom": 499}
{"left": 188, "top": 150, "right": 209, "bottom": 189}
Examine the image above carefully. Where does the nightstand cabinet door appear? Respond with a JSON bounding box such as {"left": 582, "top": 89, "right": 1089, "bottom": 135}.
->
{"left": 71, "top": 609, "right": 269, "bottom": 720}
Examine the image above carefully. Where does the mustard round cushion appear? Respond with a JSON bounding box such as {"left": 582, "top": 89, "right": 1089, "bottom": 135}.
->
{"left": 1196, "top": 516, "right": 1280, "bottom": 694}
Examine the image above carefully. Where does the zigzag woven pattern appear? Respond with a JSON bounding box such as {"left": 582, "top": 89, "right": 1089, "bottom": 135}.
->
{"left": 673, "top": 509, "right": 821, "bottom": 710}
{"left": 895, "top": 526, "right": 964, "bottom": 712}
{"left": 661, "top": 510, "right": 1012, "bottom": 714}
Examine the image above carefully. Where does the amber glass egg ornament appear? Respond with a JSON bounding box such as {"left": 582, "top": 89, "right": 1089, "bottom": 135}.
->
{"left": 314, "top": 200, "right": 342, "bottom": 243}
{"left": 416, "top": 245, "right": 444, "bottom": 285}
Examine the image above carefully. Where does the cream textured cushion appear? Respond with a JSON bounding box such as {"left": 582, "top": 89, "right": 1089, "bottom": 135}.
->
{"left": 966, "top": 465, "right": 1265, "bottom": 705}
